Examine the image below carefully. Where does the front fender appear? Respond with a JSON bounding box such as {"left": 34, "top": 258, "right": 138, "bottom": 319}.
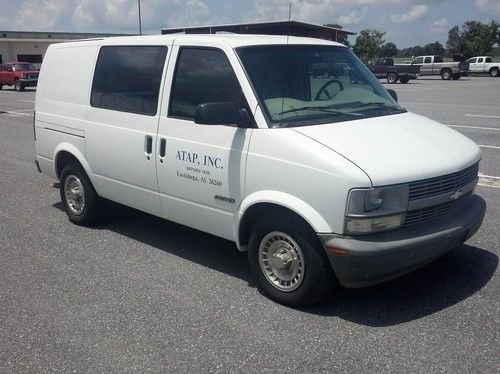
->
{"left": 234, "top": 190, "right": 333, "bottom": 250}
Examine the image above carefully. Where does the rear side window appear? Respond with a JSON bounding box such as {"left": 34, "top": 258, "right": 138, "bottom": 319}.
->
{"left": 91, "top": 46, "right": 167, "bottom": 116}
{"left": 486, "top": 57, "right": 492, "bottom": 63}
{"left": 434, "top": 56, "right": 444, "bottom": 63}
{"left": 169, "top": 47, "right": 244, "bottom": 119}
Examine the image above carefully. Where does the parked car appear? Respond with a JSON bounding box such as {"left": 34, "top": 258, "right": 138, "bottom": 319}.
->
{"left": 466, "top": 56, "right": 500, "bottom": 77}
{"left": 34, "top": 35, "right": 485, "bottom": 307}
{"left": 367, "top": 58, "right": 420, "bottom": 84}
{"left": 407, "top": 55, "right": 469, "bottom": 80}
{"left": 0, "top": 62, "right": 39, "bottom": 91}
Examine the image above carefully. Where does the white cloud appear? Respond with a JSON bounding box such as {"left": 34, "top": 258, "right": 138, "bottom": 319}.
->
{"left": 390, "top": 4, "right": 428, "bottom": 23}
{"left": 430, "top": 17, "right": 448, "bottom": 34}
{"left": 336, "top": 8, "right": 368, "bottom": 26}
{"left": 475, "top": 0, "right": 500, "bottom": 13}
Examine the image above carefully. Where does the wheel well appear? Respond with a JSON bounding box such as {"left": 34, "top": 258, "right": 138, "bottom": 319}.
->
{"left": 441, "top": 67, "right": 451, "bottom": 74}
{"left": 238, "top": 203, "right": 317, "bottom": 250}
{"left": 490, "top": 67, "right": 499, "bottom": 72}
{"left": 55, "top": 151, "right": 82, "bottom": 179}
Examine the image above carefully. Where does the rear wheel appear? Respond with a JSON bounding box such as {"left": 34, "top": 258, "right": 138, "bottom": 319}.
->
{"left": 59, "top": 162, "right": 105, "bottom": 226}
{"left": 441, "top": 69, "right": 452, "bottom": 80}
{"left": 14, "top": 80, "right": 24, "bottom": 91}
{"left": 0, "top": 84, "right": 3, "bottom": 90}
{"left": 248, "top": 216, "right": 335, "bottom": 307}
{"left": 490, "top": 67, "right": 499, "bottom": 77}
{"left": 386, "top": 72, "right": 398, "bottom": 84}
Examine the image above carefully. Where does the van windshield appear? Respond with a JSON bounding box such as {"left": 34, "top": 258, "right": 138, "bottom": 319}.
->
{"left": 236, "top": 45, "right": 405, "bottom": 127}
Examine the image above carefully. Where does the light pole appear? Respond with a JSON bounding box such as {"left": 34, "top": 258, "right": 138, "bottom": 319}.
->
{"left": 138, "top": 0, "right": 142, "bottom": 35}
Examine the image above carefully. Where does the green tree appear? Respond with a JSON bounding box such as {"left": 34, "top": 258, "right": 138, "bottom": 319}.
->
{"left": 380, "top": 42, "right": 398, "bottom": 57}
{"left": 423, "top": 41, "right": 446, "bottom": 56}
{"left": 446, "top": 21, "right": 499, "bottom": 57}
{"left": 353, "top": 29, "right": 386, "bottom": 62}
{"left": 324, "top": 23, "right": 350, "bottom": 46}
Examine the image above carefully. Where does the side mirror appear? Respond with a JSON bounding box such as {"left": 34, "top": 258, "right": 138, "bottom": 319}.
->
{"left": 194, "top": 102, "right": 251, "bottom": 127}
{"left": 387, "top": 89, "right": 398, "bottom": 102}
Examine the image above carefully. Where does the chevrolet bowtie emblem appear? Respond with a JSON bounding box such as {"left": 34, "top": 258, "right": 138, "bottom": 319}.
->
{"left": 450, "top": 190, "right": 462, "bottom": 200}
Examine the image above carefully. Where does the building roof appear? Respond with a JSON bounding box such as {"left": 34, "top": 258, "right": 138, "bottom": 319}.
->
{"left": 161, "top": 20, "right": 355, "bottom": 42}
{"left": 0, "top": 30, "right": 132, "bottom": 43}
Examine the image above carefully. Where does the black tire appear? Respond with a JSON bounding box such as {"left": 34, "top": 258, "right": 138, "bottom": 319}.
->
{"left": 452, "top": 74, "right": 460, "bottom": 80}
{"left": 59, "top": 162, "right": 105, "bottom": 226}
{"left": 441, "top": 69, "right": 452, "bottom": 80}
{"left": 248, "top": 215, "right": 335, "bottom": 307}
{"left": 490, "top": 67, "right": 499, "bottom": 77}
{"left": 0, "top": 84, "right": 3, "bottom": 90}
{"left": 399, "top": 77, "right": 409, "bottom": 84}
{"left": 386, "top": 72, "right": 398, "bottom": 84}
{"left": 14, "top": 80, "right": 24, "bottom": 92}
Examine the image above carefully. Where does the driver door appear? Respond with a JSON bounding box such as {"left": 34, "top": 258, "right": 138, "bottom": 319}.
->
{"left": 156, "top": 45, "right": 253, "bottom": 240}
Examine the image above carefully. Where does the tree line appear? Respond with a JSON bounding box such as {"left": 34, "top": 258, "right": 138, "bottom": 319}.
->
{"left": 330, "top": 20, "right": 499, "bottom": 62}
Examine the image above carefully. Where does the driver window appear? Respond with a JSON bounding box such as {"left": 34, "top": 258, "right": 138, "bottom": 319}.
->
{"left": 169, "top": 47, "right": 247, "bottom": 120}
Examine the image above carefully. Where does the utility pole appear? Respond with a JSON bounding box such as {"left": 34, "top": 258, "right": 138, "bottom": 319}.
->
{"left": 138, "top": 0, "right": 142, "bottom": 35}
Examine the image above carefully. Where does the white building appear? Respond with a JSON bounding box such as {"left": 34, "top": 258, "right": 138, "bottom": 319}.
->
{"left": 0, "top": 31, "right": 131, "bottom": 67}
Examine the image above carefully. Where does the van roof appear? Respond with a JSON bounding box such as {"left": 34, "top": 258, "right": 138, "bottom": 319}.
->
{"left": 57, "top": 33, "right": 345, "bottom": 49}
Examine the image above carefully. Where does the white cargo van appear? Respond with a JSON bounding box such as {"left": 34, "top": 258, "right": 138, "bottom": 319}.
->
{"left": 34, "top": 35, "right": 485, "bottom": 306}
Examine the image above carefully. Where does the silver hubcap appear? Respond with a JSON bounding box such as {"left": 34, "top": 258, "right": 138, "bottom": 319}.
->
{"left": 258, "top": 232, "right": 305, "bottom": 292}
{"left": 64, "top": 175, "right": 85, "bottom": 215}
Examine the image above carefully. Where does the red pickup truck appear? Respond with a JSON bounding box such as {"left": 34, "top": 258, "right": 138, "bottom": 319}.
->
{"left": 0, "top": 62, "right": 39, "bottom": 91}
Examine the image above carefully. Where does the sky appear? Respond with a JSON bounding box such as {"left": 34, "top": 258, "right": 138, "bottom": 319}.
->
{"left": 0, "top": 0, "right": 499, "bottom": 48}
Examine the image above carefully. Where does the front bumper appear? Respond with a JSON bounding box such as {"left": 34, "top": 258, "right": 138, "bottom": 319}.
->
{"left": 319, "top": 195, "right": 486, "bottom": 288}
{"left": 20, "top": 79, "right": 38, "bottom": 87}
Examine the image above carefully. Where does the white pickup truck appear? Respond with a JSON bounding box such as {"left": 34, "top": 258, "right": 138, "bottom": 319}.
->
{"left": 466, "top": 56, "right": 500, "bottom": 77}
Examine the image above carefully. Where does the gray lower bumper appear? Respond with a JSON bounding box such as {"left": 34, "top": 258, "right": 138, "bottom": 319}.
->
{"left": 319, "top": 195, "right": 486, "bottom": 288}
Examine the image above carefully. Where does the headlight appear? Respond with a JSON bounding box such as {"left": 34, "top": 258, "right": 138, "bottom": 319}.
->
{"left": 21, "top": 74, "right": 26, "bottom": 79}
{"left": 345, "top": 185, "right": 409, "bottom": 235}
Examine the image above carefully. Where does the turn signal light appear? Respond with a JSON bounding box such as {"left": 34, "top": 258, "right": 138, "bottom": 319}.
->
{"left": 327, "top": 247, "right": 349, "bottom": 256}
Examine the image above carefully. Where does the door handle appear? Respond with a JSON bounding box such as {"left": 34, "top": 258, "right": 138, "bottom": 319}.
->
{"left": 144, "top": 135, "right": 153, "bottom": 160}
{"left": 159, "top": 138, "right": 166, "bottom": 163}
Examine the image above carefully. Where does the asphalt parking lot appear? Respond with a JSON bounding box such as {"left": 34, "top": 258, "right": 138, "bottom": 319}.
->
{"left": 0, "top": 76, "right": 499, "bottom": 373}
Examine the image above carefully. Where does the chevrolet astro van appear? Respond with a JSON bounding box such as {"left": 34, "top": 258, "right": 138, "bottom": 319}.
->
{"left": 34, "top": 35, "right": 486, "bottom": 306}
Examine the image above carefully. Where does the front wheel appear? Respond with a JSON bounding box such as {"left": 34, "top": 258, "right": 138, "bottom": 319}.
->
{"left": 248, "top": 217, "right": 335, "bottom": 307}
{"left": 490, "top": 67, "right": 499, "bottom": 77}
{"left": 14, "top": 81, "right": 24, "bottom": 92}
{"left": 59, "top": 162, "right": 105, "bottom": 226}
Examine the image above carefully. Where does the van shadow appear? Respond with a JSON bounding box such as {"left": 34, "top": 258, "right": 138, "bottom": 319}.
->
{"left": 53, "top": 201, "right": 497, "bottom": 327}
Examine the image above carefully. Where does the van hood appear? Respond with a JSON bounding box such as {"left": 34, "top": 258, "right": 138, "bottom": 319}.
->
{"left": 293, "top": 112, "right": 481, "bottom": 186}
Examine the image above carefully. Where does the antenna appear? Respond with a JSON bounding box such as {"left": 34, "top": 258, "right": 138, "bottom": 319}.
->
{"left": 288, "top": 2, "right": 292, "bottom": 21}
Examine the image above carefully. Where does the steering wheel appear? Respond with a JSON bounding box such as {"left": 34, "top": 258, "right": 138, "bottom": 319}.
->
{"left": 315, "top": 79, "right": 344, "bottom": 101}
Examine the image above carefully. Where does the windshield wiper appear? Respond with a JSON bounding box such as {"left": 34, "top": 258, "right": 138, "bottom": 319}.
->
{"left": 278, "top": 105, "right": 363, "bottom": 116}
{"left": 344, "top": 102, "right": 405, "bottom": 112}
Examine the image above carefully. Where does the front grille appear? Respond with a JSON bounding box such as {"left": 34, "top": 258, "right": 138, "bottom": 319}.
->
{"left": 404, "top": 191, "right": 472, "bottom": 226}
{"left": 408, "top": 163, "right": 478, "bottom": 201}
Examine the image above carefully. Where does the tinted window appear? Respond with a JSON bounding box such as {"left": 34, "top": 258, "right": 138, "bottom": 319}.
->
{"left": 468, "top": 58, "right": 477, "bottom": 63}
{"left": 434, "top": 56, "right": 444, "bottom": 63}
{"left": 91, "top": 46, "right": 167, "bottom": 116}
{"left": 413, "top": 57, "right": 423, "bottom": 64}
{"left": 169, "top": 48, "right": 244, "bottom": 119}
{"left": 477, "top": 58, "right": 484, "bottom": 63}
{"left": 17, "top": 54, "right": 43, "bottom": 63}
{"left": 486, "top": 57, "right": 492, "bottom": 63}
{"left": 424, "top": 57, "right": 432, "bottom": 63}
